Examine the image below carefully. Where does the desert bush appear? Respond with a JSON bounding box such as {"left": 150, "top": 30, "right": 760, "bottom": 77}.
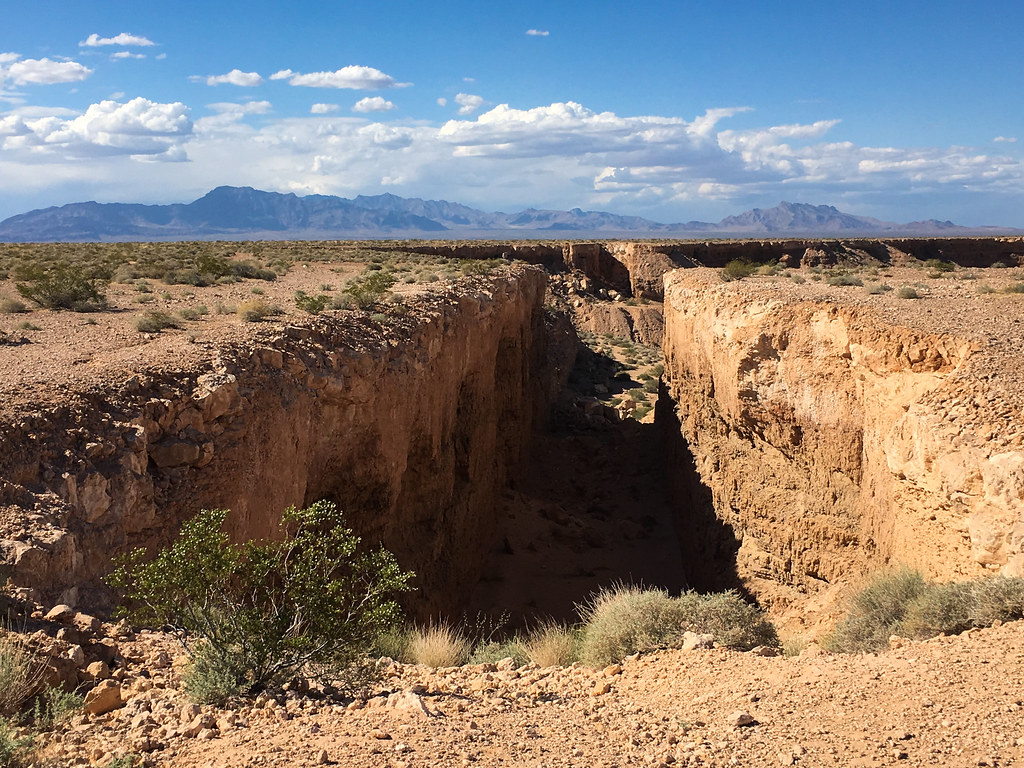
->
{"left": 177, "top": 307, "right": 205, "bottom": 322}
{"left": 0, "top": 298, "right": 28, "bottom": 314}
{"left": 864, "top": 283, "right": 892, "bottom": 295}
{"left": 827, "top": 274, "right": 863, "bottom": 287}
{"left": 896, "top": 286, "right": 920, "bottom": 299}
{"left": 405, "top": 623, "right": 471, "bottom": 668}
{"left": 468, "top": 637, "right": 529, "bottom": 666}
{"left": 294, "top": 290, "right": 330, "bottom": 315}
{"left": 0, "top": 718, "right": 33, "bottom": 768}
{"left": 577, "top": 585, "right": 775, "bottom": 667}
{"left": 14, "top": 261, "right": 108, "bottom": 311}
{"left": 0, "top": 634, "right": 43, "bottom": 717}
{"left": 344, "top": 271, "right": 397, "bottom": 310}
{"left": 720, "top": 260, "right": 757, "bottom": 281}
{"left": 108, "top": 503, "right": 413, "bottom": 702}
{"left": 522, "top": 622, "right": 578, "bottom": 667}
{"left": 237, "top": 299, "right": 282, "bottom": 323}
{"left": 1001, "top": 282, "right": 1024, "bottom": 294}
{"left": 31, "top": 686, "right": 83, "bottom": 729}
{"left": 923, "top": 258, "right": 955, "bottom": 273}
{"left": 822, "top": 568, "right": 928, "bottom": 653}
{"left": 898, "top": 580, "right": 974, "bottom": 639}
{"left": 134, "top": 311, "right": 178, "bottom": 333}
{"left": 969, "top": 576, "right": 1024, "bottom": 626}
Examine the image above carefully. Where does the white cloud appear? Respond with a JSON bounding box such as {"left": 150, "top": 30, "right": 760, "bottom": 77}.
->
{"left": 275, "top": 65, "right": 408, "bottom": 90}
{"left": 111, "top": 52, "right": 146, "bottom": 60}
{"left": 0, "top": 56, "right": 93, "bottom": 86}
{"left": 311, "top": 103, "right": 339, "bottom": 114}
{"left": 436, "top": 97, "right": 447, "bottom": 107}
{"left": 80, "top": 33, "right": 156, "bottom": 47}
{"left": 207, "top": 101, "right": 271, "bottom": 115}
{"left": 193, "top": 69, "right": 263, "bottom": 87}
{"left": 455, "top": 93, "right": 485, "bottom": 116}
{"left": 0, "top": 97, "right": 191, "bottom": 158}
{"left": 526, "top": 29, "right": 550, "bottom": 36}
{"left": 352, "top": 96, "right": 396, "bottom": 113}
{"left": 994, "top": 136, "right": 1017, "bottom": 143}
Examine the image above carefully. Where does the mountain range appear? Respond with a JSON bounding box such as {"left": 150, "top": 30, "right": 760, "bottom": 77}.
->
{"left": 0, "top": 187, "right": 1019, "bottom": 242}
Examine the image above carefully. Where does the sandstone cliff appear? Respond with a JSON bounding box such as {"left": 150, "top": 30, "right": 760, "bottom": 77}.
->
{"left": 662, "top": 269, "right": 1024, "bottom": 619}
{"left": 0, "top": 266, "right": 567, "bottom": 616}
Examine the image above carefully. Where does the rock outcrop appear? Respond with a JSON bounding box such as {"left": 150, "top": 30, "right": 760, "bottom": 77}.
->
{"left": 662, "top": 270, "right": 1024, "bottom": 616}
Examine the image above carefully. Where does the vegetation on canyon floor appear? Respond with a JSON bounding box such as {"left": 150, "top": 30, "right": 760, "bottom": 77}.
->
{"left": 823, "top": 568, "right": 1024, "bottom": 653}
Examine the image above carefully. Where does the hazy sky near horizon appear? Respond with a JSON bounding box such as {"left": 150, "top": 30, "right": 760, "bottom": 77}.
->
{"left": 1, "top": 0, "right": 1022, "bottom": 225}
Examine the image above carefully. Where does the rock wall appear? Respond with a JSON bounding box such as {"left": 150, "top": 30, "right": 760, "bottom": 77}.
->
{"left": 662, "top": 271, "right": 1024, "bottom": 615}
{"left": 0, "top": 267, "right": 566, "bottom": 617}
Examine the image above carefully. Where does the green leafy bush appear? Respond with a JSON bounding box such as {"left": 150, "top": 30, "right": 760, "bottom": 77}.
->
{"left": 14, "top": 262, "right": 108, "bottom": 311}
{"left": 134, "top": 311, "right": 179, "bottom": 333}
{"left": 294, "top": 290, "right": 330, "bottom": 315}
{"left": 923, "top": 258, "right": 955, "bottom": 273}
{"left": 108, "top": 502, "right": 413, "bottom": 702}
{"left": 344, "top": 271, "right": 397, "bottom": 310}
{"left": 0, "top": 718, "right": 33, "bottom": 768}
{"left": 720, "top": 260, "right": 757, "bottom": 282}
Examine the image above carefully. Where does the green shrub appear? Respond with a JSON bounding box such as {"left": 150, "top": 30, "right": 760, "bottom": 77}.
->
{"left": 405, "top": 623, "right": 471, "bottom": 668}
{"left": 1001, "top": 282, "right": 1024, "bottom": 294}
{"left": 577, "top": 585, "right": 775, "bottom": 667}
{"left": 344, "top": 271, "right": 397, "bottom": 310}
{"left": 108, "top": 502, "right": 413, "bottom": 700}
{"left": 14, "top": 261, "right": 108, "bottom": 311}
{"left": 823, "top": 568, "right": 927, "bottom": 653}
{"left": 865, "top": 283, "right": 892, "bottom": 295}
{"left": 469, "top": 637, "right": 528, "bottom": 666}
{"left": 134, "top": 311, "right": 178, "bottom": 333}
{"left": 0, "top": 718, "right": 33, "bottom": 768}
{"left": 31, "top": 686, "right": 83, "bottom": 729}
{"left": 237, "top": 299, "right": 282, "bottom": 323}
{"left": 720, "top": 260, "right": 757, "bottom": 281}
{"left": 294, "top": 290, "right": 330, "bottom": 315}
{"left": 897, "top": 286, "right": 920, "bottom": 299}
{"left": 969, "top": 577, "right": 1024, "bottom": 626}
{"left": 898, "top": 580, "right": 974, "bottom": 639}
{"left": 923, "top": 258, "right": 955, "bottom": 273}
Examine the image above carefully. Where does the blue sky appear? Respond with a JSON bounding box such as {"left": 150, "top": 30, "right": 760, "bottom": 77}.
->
{"left": 1, "top": 0, "right": 1022, "bottom": 225}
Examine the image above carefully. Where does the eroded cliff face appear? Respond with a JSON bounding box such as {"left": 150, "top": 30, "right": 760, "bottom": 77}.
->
{"left": 663, "top": 270, "right": 1024, "bottom": 616}
{"left": 0, "top": 267, "right": 566, "bottom": 616}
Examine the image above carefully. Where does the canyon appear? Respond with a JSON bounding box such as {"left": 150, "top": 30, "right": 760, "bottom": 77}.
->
{"left": 2, "top": 236, "right": 1024, "bottom": 632}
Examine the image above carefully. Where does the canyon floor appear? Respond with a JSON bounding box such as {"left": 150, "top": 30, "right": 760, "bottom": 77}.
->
{"left": 27, "top": 616, "right": 1024, "bottom": 768}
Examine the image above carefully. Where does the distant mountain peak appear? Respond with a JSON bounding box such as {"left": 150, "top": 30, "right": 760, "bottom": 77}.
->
{"left": 0, "top": 187, "right": 1018, "bottom": 242}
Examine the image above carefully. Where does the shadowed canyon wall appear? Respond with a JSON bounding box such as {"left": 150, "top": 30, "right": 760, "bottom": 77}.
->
{"left": 0, "top": 267, "right": 571, "bottom": 616}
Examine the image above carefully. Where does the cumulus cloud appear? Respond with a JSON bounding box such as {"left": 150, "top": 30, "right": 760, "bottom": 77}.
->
{"left": 192, "top": 69, "right": 263, "bottom": 87}
{"left": 274, "top": 66, "right": 408, "bottom": 89}
{"left": 80, "top": 33, "right": 156, "bottom": 47}
{"left": 311, "top": 103, "right": 339, "bottom": 114}
{"left": 454, "top": 93, "right": 485, "bottom": 116}
{"left": 0, "top": 97, "right": 191, "bottom": 158}
{"left": 526, "top": 29, "right": 550, "bottom": 36}
{"left": 352, "top": 96, "right": 396, "bottom": 113}
{"left": 0, "top": 55, "right": 93, "bottom": 86}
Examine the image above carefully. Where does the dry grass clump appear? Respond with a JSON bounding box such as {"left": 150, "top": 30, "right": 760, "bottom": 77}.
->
{"left": 0, "top": 632, "right": 43, "bottom": 717}
{"left": 824, "top": 570, "right": 1024, "bottom": 653}
{"left": 522, "top": 622, "right": 578, "bottom": 667}
{"left": 236, "top": 299, "right": 283, "bottom": 323}
{"left": 405, "top": 623, "right": 471, "bottom": 668}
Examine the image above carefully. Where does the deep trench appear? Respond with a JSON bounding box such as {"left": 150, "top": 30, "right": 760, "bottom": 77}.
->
{"left": 461, "top": 339, "right": 735, "bottom": 627}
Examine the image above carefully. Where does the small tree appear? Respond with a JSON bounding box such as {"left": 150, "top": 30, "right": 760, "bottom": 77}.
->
{"left": 14, "top": 261, "right": 108, "bottom": 311}
{"left": 108, "top": 502, "right": 413, "bottom": 701}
